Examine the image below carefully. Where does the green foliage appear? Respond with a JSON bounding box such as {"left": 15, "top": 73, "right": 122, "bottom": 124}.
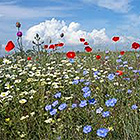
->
{"left": 0, "top": 51, "right": 139, "bottom": 140}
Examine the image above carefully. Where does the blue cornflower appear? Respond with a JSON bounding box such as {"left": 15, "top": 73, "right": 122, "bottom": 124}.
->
{"left": 58, "top": 103, "right": 67, "bottom": 111}
{"left": 69, "top": 59, "right": 74, "bottom": 63}
{"left": 72, "top": 79, "right": 79, "bottom": 85}
{"left": 84, "top": 81, "right": 90, "bottom": 86}
{"left": 54, "top": 92, "right": 61, "bottom": 98}
{"left": 128, "top": 67, "right": 133, "bottom": 70}
{"left": 50, "top": 109, "right": 57, "bottom": 116}
{"left": 102, "top": 111, "right": 110, "bottom": 117}
{"left": 80, "top": 79, "right": 85, "bottom": 82}
{"left": 88, "top": 98, "right": 96, "bottom": 105}
{"left": 118, "top": 55, "right": 122, "bottom": 58}
{"left": 105, "top": 56, "right": 109, "bottom": 60}
{"left": 105, "top": 98, "right": 117, "bottom": 107}
{"left": 137, "top": 54, "right": 140, "bottom": 58}
{"left": 127, "top": 89, "right": 132, "bottom": 94}
{"left": 83, "top": 70, "right": 88, "bottom": 76}
{"left": 83, "top": 90, "right": 91, "bottom": 98}
{"left": 116, "top": 59, "right": 122, "bottom": 63}
{"left": 107, "top": 74, "right": 115, "bottom": 80}
{"left": 82, "top": 86, "right": 90, "bottom": 93}
{"left": 105, "top": 50, "right": 109, "bottom": 54}
{"left": 83, "top": 125, "right": 92, "bottom": 134}
{"left": 133, "top": 70, "right": 138, "bottom": 73}
{"left": 123, "top": 78, "right": 130, "bottom": 81}
{"left": 123, "top": 61, "right": 128, "bottom": 64}
{"left": 97, "top": 128, "right": 109, "bottom": 138}
{"left": 105, "top": 94, "right": 109, "bottom": 97}
{"left": 96, "top": 107, "right": 103, "bottom": 114}
{"left": 52, "top": 100, "right": 59, "bottom": 107}
{"left": 94, "top": 71, "right": 99, "bottom": 76}
{"left": 71, "top": 103, "right": 77, "bottom": 108}
{"left": 45, "top": 105, "right": 52, "bottom": 111}
{"left": 79, "top": 100, "right": 87, "bottom": 108}
{"left": 95, "top": 76, "right": 100, "bottom": 80}
{"left": 138, "top": 70, "right": 140, "bottom": 75}
{"left": 131, "top": 104, "right": 138, "bottom": 110}
{"left": 119, "top": 64, "right": 123, "bottom": 67}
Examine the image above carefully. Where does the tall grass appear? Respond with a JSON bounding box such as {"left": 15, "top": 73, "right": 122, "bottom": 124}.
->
{"left": 0, "top": 51, "right": 139, "bottom": 140}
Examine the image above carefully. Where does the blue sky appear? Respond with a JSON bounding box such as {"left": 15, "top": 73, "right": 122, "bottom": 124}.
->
{"left": 0, "top": 0, "right": 140, "bottom": 55}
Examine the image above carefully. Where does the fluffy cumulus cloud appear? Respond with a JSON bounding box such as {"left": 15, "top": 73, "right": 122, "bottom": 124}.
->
{"left": 24, "top": 18, "right": 138, "bottom": 51}
{"left": 24, "top": 18, "right": 110, "bottom": 51}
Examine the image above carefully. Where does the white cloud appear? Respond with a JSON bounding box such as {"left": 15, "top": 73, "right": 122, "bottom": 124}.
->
{"left": 24, "top": 18, "right": 138, "bottom": 51}
{"left": 82, "top": 0, "right": 132, "bottom": 13}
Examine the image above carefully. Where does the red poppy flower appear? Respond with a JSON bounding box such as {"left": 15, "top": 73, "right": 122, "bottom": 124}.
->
{"left": 5, "top": 41, "right": 15, "bottom": 52}
{"left": 84, "top": 42, "right": 89, "bottom": 45}
{"left": 96, "top": 55, "right": 101, "bottom": 60}
{"left": 85, "top": 46, "right": 92, "bottom": 52}
{"left": 112, "top": 37, "right": 119, "bottom": 42}
{"left": 27, "top": 57, "right": 32, "bottom": 60}
{"left": 58, "top": 43, "right": 64, "bottom": 47}
{"left": 116, "top": 70, "right": 123, "bottom": 76}
{"left": 120, "top": 51, "right": 125, "bottom": 55}
{"left": 66, "top": 51, "right": 76, "bottom": 59}
{"left": 80, "top": 38, "right": 85, "bottom": 42}
{"left": 132, "top": 42, "right": 140, "bottom": 49}
{"left": 44, "top": 45, "right": 48, "bottom": 49}
{"left": 49, "top": 44, "right": 55, "bottom": 49}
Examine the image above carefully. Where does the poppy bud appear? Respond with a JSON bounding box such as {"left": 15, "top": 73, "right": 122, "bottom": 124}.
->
{"left": 16, "top": 22, "right": 21, "bottom": 28}
{"left": 80, "top": 38, "right": 85, "bottom": 42}
{"left": 17, "top": 31, "right": 22, "bottom": 37}
{"left": 44, "top": 45, "right": 48, "bottom": 49}
{"left": 60, "top": 33, "right": 64, "bottom": 38}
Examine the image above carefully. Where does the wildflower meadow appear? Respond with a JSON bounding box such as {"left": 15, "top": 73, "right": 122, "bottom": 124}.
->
{"left": 0, "top": 22, "right": 139, "bottom": 140}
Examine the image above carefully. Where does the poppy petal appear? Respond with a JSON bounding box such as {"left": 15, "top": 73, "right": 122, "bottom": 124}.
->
{"left": 58, "top": 43, "right": 64, "bottom": 47}
{"left": 49, "top": 44, "right": 55, "bottom": 49}
{"left": 112, "top": 37, "right": 119, "bottom": 42}
{"left": 96, "top": 55, "right": 101, "bottom": 60}
{"left": 116, "top": 70, "right": 123, "bottom": 76}
{"left": 85, "top": 46, "right": 92, "bottom": 52}
{"left": 84, "top": 42, "right": 89, "bottom": 45}
{"left": 80, "top": 38, "right": 85, "bottom": 42}
{"left": 120, "top": 51, "right": 125, "bottom": 55}
{"left": 27, "top": 57, "right": 32, "bottom": 60}
{"left": 5, "top": 41, "right": 15, "bottom": 52}
{"left": 132, "top": 42, "right": 140, "bottom": 49}
{"left": 66, "top": 51, "right": 76, "bottom": 59}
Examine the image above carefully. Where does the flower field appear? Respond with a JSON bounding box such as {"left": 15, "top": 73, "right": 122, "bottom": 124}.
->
{"left": 0, "top": 23, "right": 140, "bottom": 140}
